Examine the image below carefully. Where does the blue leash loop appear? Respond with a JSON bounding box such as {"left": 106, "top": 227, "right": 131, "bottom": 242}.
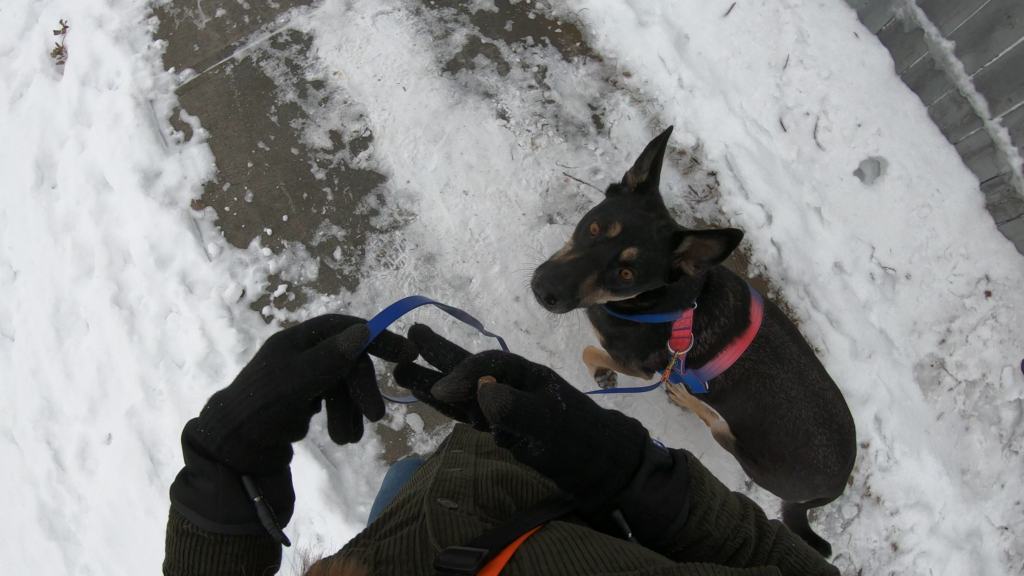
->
{"left": 358, "top": 296, "right": 509, "bottom": 403}
{"left": 359, "top": 295, "right": 662, "bottom": 402}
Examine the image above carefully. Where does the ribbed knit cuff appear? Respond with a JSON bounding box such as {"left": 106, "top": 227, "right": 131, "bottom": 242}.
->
{"left": 163, "top": 506, "right": 281, "bottom": 576}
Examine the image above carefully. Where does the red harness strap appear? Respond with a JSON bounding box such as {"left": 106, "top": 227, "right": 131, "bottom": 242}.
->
{"left": 691, "top": 289, "right": 763, "bottom": 377}
{"left": 661, "top": 286, "right": 764, "bottom": 394}
{"left": 667, "top": 306, "right": 695, "bottom": 354}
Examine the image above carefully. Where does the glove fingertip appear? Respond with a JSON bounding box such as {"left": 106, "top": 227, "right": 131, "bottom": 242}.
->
{"left": 408, "top": 323, "right": 436, "bottom": 343}
{"left": 396, "top": 338, "right": 420, "bottom": 364}
{"left": 329, "top": 422, "right": 354, "bottom": 444}
{"left": 326, "top": 415, "right": 352, "bottom": 445}
{"left": 431, "top": 374, "right": 476, "bottom": 402}
{"left": 327, "top": 407, "right": 365, "bottom": 445}
{"left": 476, "top": 381, "right": 511, "bottom": 423}
{"left": 334, "top": 324, "right": 371, "bottom": 358}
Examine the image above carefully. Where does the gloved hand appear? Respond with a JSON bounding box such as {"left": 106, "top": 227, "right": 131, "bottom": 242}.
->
{"left": 189, "top": 314, "right": 418, "bottom": 476}
{"left": 171, "top": 314, "right": 417, "bottom": 536}
{"left": 430, "top": 349, "right": 650, "bottom": 516}
{"left": 392, "top": 324, "right": 489, "bottom": 431}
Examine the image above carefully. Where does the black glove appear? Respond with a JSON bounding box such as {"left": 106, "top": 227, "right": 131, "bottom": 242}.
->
{"left": 188, "top": 315, "right": 417, "bottom": 477}
{"left": 430, "top": 350, "right": 650, "bottom": 516}
{"left": 392, "top": 324, "right": 489, "bottom": 430}
{"left": 171, "top": 315, "right": 416, "bottom": 535}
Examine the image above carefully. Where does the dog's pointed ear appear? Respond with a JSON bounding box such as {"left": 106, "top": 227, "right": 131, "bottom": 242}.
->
{"left": 672, "top": 228, "right": 744, "bottom": 276}
{"left": 616, "top": 126, "right": 673, "bottom": 195}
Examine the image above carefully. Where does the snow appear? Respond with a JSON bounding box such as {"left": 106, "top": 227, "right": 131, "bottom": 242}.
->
{"left": 1, "top": 0, "right": 1022, "bottom": 575}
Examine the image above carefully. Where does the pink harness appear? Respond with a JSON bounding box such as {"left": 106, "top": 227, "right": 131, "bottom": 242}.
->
{"left": 600, "top": 285, "right": 764, "bottom": 394}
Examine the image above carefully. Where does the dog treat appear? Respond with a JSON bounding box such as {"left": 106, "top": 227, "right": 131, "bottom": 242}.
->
{"left": 477, "top": 375, "right": 497, "bottom": 389}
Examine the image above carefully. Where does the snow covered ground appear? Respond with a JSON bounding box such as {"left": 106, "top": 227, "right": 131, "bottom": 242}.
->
{"left": 2, "top": 0, "right": 1023, "bottom": 574}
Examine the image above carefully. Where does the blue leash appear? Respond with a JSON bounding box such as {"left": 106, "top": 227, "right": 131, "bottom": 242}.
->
{"left": 359, "top": 296, "right": 509, "bottom": 403}
{"left": 359, "top": 295, "right": 662, "bottom": 402}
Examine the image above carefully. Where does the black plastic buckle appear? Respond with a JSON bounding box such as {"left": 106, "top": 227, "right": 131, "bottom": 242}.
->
{"left": 433, "top": 546, "right": 490, "bottom": 575}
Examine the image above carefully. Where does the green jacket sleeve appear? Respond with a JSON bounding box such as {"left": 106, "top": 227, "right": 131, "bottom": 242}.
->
{"left": 163, "top": 419, "right": 293, "bottom": 575}
{"left": 163, "top": 506, "right": 281, "bottom": 576}
{"left": 664, "top": 453, "right": 839, "bottom": 576}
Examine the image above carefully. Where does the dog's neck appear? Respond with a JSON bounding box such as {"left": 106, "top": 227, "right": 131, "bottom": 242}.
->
{"left": 604, "top": 274, "right": 707, "bottom": 315}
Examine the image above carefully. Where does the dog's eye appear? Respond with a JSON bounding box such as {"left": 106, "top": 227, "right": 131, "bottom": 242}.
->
{"left": 589, "top": 222, "right": 600, "bottom": 235}
{"left": 620, "top": 269, "right": 634, "bottom": 280}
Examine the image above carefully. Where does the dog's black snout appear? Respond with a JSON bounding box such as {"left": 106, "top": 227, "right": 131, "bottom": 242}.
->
{"left": 532, "top": 278, "right": 558, "bottom": 307}
{"left": 531, "top": 262, "right": 577, "bottom": 312}
{"left": 532, "top": 271, "right": 567, "bottom": 311}
{"left": 531, "top": 278, "right": 556, "bottom": 305}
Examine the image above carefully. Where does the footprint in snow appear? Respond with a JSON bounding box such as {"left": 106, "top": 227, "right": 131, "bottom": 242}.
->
{"left": 853, "top": 156, "right": 887, "bottom": 185}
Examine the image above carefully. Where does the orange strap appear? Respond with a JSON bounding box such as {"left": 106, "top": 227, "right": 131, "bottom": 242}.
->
{"left": 477, "top": 525, "right": 543, "bottom": 576}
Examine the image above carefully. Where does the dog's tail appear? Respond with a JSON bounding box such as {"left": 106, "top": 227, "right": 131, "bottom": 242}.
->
{"left": 781, "top": 496, "right": 838, "bottom": 558}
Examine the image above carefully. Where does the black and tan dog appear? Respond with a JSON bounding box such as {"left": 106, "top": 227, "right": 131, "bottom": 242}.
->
{"left": 531, "top": 127, "right": 856, "bottom": 556}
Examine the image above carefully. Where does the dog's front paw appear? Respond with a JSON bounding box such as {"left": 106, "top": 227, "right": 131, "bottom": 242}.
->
{"left": 594, "top": 368, "right": 618, "bottom": 389}
{"left": 666, "top": 382, "right": 687, "bottom": 405}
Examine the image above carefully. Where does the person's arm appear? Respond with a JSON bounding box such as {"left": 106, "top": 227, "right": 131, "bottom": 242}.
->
{"left": 164, "top": 506, "right": 281, "bottom": 576}
{"left": 618, "top": 441, "right": 837, "bottom": 575}
{"left": 395, "top": 328, "right": 837, "bottom": 575}
{"left": 162, "top": 316, "right": 417, "bottom": 575}
{"left": 163, "top": 420, "right": 293, "bottom": 576}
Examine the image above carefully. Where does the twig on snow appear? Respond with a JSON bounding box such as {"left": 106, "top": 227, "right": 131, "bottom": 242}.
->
{"left": 723, "top": 3, "right": 737, "bottom": 17}
{"left": 563, "top": 172, "right": 604, "bottom": 193}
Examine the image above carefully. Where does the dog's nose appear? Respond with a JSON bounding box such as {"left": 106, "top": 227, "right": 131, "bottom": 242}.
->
{"left": 531, "top": 276, "right": 560, "bottom": 308}
{"left": 534, "top": 283, "right": 558, "bottom": 307}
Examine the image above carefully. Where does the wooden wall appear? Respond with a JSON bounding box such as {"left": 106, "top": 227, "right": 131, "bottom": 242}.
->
{"left": 845, "top": 0, "right": 1024, "bottom": 253}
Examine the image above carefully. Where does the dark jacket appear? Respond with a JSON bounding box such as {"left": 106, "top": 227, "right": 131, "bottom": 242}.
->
{"left": 164, "top": 425, "right": 838, "bottom": 575}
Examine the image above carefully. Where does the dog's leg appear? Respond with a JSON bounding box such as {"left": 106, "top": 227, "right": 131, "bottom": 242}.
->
{"left": 582, "top": 345, "right": 650, "bottom": 389}
{"left": 582, "top": 345, "right": 620, "bottom": 389}
{"left": 666, "top": 383, "right": 738, "bottom": 456}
